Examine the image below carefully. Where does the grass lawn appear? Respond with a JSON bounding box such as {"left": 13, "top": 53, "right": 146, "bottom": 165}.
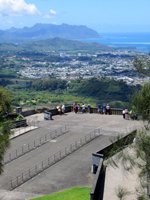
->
{"left": 31, "top": 187, "right": 90, "bottom": 200}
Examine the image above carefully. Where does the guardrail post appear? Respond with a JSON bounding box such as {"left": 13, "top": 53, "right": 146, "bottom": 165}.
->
{"left": 28, "top": 169, "right": 31, "bottom": 177}
{"left": 59, "top": 151, "right": 61, "bottom": 158}
{"left": 15, "top": 149, "right": 18, "bottom": 158}
{"left": 28, "top": 144, "right": 30, "bottom": 151}
{"left": 75, "top": 141, "right": 77, "bottom": 148}
{"left": 40, "top": 137, "right": 42, "bottom": 145}
{"left": 45, "top": 135, "right": 47, "bottom": 142}
{"left": 21, "top": 173, "right": 24, "bottom": 182}
{"left": 42, "top": 161, "right": 44, "bottom": 170}
{"left": 48, "top": 157, "right": 50, "bottom": 166}
{"left": 65, "top": 147, "right": 67, "bottom": 155}
{"left": 35, "top": 165, "right": 37, "bottom": 173}
{"left": 9, "top": 153, "right": 11, "bottom": 162}
{"left": 70, "top": 144, "right": 72, "bottom": 152}
{"left": 22, "top": 146, "right": 24, "bottom": 154}
{"left": 16, "top": 176, "right": 19, "bottom": 186}
{"left": 10, "top": 179, "right": 13, "bottom": 189}
{"left": 80, "top": 138, "right": 82, "bottom": 145}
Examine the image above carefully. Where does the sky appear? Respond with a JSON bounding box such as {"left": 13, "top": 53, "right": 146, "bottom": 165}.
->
{"left": 0, "top": 0, "right": 150, "bottom": 33}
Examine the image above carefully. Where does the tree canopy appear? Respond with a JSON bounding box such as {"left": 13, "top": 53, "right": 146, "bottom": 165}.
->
{"left": 0, "top": 87, "right": 12, "bottom": 119}
{"left": 133, "top": 56, "right": 150, "bottom": 77}
{"left": 132, "top": 83, "right": 150, "bottom": 122}
{"left": 0, "top": 87, "right": 12, "bottom": 174}
{"left": 68, "top": 77, "right": 139, "bottom": 103}
{"left": 132, "top": 56, "right": 150, "bottom": 123}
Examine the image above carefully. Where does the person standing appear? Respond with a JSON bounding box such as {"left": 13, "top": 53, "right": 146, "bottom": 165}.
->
{"left": 125, "top": 108, "right": 129, "bottom": 120}
{"left": 122, "top": 108, "right": 126, "bottom": 119}
{"left": 97, "top": 104, "right": 101, "bottom": 114}
{"left": 87, "top": 104, "right": 92, "bottom": 113}
{"left": 106, "top": 104, "right": 110, "bottom": 115}
{"left": 61, "top": 104, "right": 65, "bottom": 114}
{"left": 56, "top": 105, "right": 62, "bottom": 115}
{"left": 73, "top": 103, "right": 78, "bottom": 114}
{"left": 82, "top": 103, "right": 86, "bottom": 113}
{"left": 102, "top": 104, "right": 106, "bottom": 114}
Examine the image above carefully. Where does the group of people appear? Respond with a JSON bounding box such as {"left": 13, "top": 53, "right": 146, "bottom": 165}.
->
{"left": 56, "top": 103, "right": 137, "bottom": 120}
{"left": 73, "top": 103, "right": 111, "bottom": 115}
{"left": 53, "top": 103, "right": 139, "bottom": 121}
{"left": 56, "top": 103, "right": 138, "bottom": 120}
{"left": 97, "top": 103, "right": 111, "bottom": 115}
{"left": 56, "top": 104, "right": 65, "bottom": 115}
{"left": 73, "top": 103, "right": 92, "bottom": 114}
{"left": 122, "top": 108, "right": 138, "bottom": 120}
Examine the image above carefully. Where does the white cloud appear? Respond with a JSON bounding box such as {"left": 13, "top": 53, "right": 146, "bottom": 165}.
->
{"left": 49, "top": 9, "right": 57, "bottom": 16}
{"left": 0, "top": 0, "right": 39, "bottom": 16}
{"left": 44, "top": 9, "right": 57, "bottom": 19}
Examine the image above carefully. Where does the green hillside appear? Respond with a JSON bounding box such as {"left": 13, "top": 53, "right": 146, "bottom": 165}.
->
{"left": 31, "top": 187, "right": 90, "bottom": 200}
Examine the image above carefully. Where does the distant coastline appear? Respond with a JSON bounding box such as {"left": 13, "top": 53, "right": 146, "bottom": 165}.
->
{"left": 80, "top": 32, "right": 150, "bottom": 53}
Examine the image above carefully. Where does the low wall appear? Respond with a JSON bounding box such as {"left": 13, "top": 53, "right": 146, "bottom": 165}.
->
{"left": 21, "top": 106, "right": 72, "bottom": 117}
{"left": 5, "top": 113, "right": 27, "bottom": 128}
{"left": 90, "top": 131, "right": 137, "bottom": 200}
{"left": 90, "top": 154, "right": 105, "bottom": 200}
{"left": 92, "top": 107, "right": 122, "bottom": 115}
{"left": 14, "top": 119, "right": 27, "bottom": 128}
{"left": 98, "top": 130, "right": 136, "bottom": 159}
{"left": 21, "top": 106, "right": 122, "bottom": 117}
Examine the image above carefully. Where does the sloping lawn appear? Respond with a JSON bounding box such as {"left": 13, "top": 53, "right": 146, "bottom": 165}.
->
{"left": 31, "top": 187, "right": 90, "bottom": 200}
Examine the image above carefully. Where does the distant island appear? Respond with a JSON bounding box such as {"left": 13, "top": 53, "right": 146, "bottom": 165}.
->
{"left": 0, "top": 23, "right": 100, "bottom": 43}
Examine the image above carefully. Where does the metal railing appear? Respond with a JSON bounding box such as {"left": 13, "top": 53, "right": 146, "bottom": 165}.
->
{"left": 4, "top": 125, "right": 69, "bottom": 165}
{"left": 9, "top": 128, "right": 102, "bottom": 190}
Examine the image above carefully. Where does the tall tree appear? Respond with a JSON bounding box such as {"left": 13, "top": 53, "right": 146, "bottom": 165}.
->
{"left": 132, "top": 57, "right": 150, "bottom": 198}
{"left": 132, "top": 83, "right": 150, "bottom": 123}
{"left": 0, "top": 87, "right": 12, "bottom": 174}
{"left": 133, "top": 56, "right": 150, "bottom": 77}
{"left": 132, "top": 56, "right": 150, "bottom": 123}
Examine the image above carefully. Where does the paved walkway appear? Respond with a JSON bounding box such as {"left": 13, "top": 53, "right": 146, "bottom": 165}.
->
{"left": 0, "top": 112, "right": 144, "bottom": 200}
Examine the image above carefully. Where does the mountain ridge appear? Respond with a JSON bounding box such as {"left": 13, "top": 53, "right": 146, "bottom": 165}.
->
{"left": 0, "top": 23, "right": 100, "bottom": 43}
{"left": 0, "top": 37, "right": 110, "bottom": 52}
{"left": 24, "top": 37, "right": 109, "bottom": 51}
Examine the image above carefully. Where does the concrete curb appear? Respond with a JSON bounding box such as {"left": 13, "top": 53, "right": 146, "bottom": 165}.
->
{"left": 10, "top": 126, "right": 38, "bottom": 140}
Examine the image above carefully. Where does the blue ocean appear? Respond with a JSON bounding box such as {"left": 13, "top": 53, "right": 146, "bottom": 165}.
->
{"left": 82, "top": 33, "right": 150, "bottom": 53}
